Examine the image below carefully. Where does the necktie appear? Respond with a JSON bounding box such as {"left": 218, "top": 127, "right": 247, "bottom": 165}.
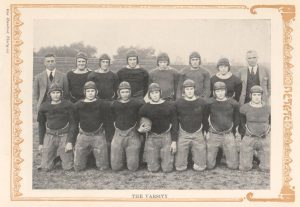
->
{"left": 250, "top": 67, "right": 255, "bottom": 76}
{"left": 49, "top": 72, "right": 53, "bottom": 82}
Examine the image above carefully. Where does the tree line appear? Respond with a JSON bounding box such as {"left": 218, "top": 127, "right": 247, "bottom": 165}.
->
{"left": 34, "top": 42, "right": 157, "bottom": 61}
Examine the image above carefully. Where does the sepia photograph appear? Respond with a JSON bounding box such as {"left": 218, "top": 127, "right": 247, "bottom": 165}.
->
{"left": 32, "top": 18, "right": 271, "bottom": 190}
{"left": 3, "top": 1, "right": 298, "bottom": 206}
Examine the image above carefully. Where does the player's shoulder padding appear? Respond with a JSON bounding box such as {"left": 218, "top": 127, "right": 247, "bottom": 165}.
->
{"left": 227, "top": 97, "right": 240, "bottom": 106}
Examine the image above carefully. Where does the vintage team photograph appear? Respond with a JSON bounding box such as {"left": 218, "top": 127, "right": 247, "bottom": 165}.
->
{"left": 32, "top": 18, "right": 271, "bottom": 190}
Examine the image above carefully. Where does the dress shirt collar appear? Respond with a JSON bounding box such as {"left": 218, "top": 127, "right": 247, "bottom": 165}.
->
{"left": 46, "top": 68, "right": 56, "bottom": 77}
{"left": 248, "top": 65, "right": 258, "bottom": 74}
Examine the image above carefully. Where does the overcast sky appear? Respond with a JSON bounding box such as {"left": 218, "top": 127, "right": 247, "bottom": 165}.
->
{"left": 34, "top": 19, "right": 270, "bottom": 64}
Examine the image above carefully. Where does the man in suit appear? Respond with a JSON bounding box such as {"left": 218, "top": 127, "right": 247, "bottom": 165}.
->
{"left": 238, "top": 50, "right": 271, "bottom": 105}
{"left": 33, "top": 54, "right": 69, "bottom": 110}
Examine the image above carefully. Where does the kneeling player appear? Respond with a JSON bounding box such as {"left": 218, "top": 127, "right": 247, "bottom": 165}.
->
{"left": 175, "top": 79, "right": 207, "bottom": 171}
{"left": 205, "top": 82, "right": 239, "bottom": 170}
{"left": 110, "top": 81, "right": 144, "bottom": 171}
{"left": 74, "top": 81, "right": 110, "bottom": 171}
{"left": 138, "top": 83, "right": 178, "bottom": 173}
{"left": 37, "top": 83, "right": 75, "bottom": 171}
{"left": 239, "top": 85, "right": 271, "bottom": 171}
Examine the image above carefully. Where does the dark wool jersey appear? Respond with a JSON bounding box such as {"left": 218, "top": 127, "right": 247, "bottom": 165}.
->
{"left": 67, "top": 70, "right": 91, "bottom": 102}
{"left": 74, "top": 99, "right": 110, "bottom": 133}
{"left": 204, "top": 98, "right": 240, "bottom": 133}
{"left": 210, "top": 74, "right": 242, "bottom": 102}
{"left": 139, "top": 101, "right": 178, "bottom": 141}
{"left": 239, "top": 103, "right": 271, "bottom": 136}
{"left": 117, "top": 67, "right": 149, "bottom": 98}
{"left": 87, "top": 71, "right": 119, "bottom": 100}
{"left": 111, "top": 99, "right": 144, "bottom": 130}
{"left": 149, "top": 68, "right": 179, "bottom": 100}
{"left": 37, "top": 100, "right": 76, "bottom": 145}
{"left": 175, "top": 98, "right": 207, "bottom": 133}
{"left": 177, "top": 67, "right": 211, "bottom": 99}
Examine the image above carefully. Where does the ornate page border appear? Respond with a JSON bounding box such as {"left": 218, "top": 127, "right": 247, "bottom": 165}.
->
{"left": 10, "top": 3, "right": 295, "bottom": 202}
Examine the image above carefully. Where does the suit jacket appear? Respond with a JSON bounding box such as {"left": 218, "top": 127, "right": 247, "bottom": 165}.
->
{"left": 33, "top": 70, "right": 69, "bottom": 110}
{"left": 237, "top": 65, "right": 271, "bottom": 105}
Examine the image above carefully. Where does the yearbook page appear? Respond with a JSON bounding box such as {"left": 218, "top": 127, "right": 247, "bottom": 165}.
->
{"left": 0, "top": 0, "right": 299, "bottom": 206}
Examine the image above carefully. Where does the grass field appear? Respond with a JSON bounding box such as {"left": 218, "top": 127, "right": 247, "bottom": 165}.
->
{"left": 32, "top": 122, "right": 270, "bottom": 190}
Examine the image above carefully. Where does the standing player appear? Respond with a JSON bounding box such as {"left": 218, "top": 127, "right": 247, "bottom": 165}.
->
{"left": 239, "top": 85, "right": 271, "bottom": 171}
{"left": 73, "top": 81, "right": 110, "bottom": 171}
{"left": 149, "top": 52, "right": 179, "bottom": 101}
{"left": 110, "top": 82, "right": 144, "bottom": 171}
{"left": 67, "top": 52, "right": 91, "bottom": 103}
{"left": 205, "top": 82, "right": 240, "bottom": 170}
{"left": 210, "top": 58, "right": 242, "bottom": 102}
{"left": 175, "top": 79, "right": 207, "bottom": 171}
{"left": 177, "top": 52, "right": 210, "bottom": 99}
{"left": 87, "top": 53, "right": 119, "bottom": 100}
{"left": 138, "top": 83, "right": 178, "bottom": 173}
{"left": 37, "top": 83, "right": 75, "bottom": 171}
{"left": 117, "top": 50, "right": 149, "bottom": 99}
